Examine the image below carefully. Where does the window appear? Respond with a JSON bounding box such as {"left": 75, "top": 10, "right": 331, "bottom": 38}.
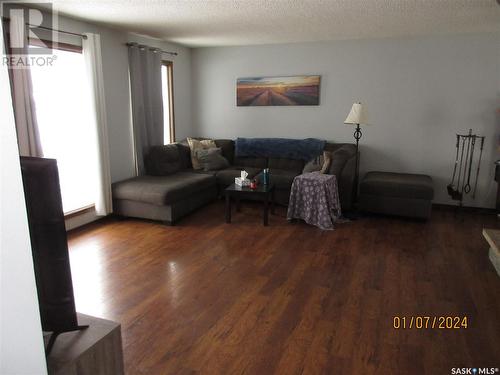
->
{"left": 161, "top": 61, "right": 175, "bottom": 144}
{"left": 30, "top": 43, "right": 97, "bottom": 214}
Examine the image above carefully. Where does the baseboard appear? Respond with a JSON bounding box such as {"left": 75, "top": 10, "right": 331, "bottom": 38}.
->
{"left": 432, "top": 203, "right": 497, "bottom": 215}
{"left": 66, "top": 215, "right": 112, "bottom": 235}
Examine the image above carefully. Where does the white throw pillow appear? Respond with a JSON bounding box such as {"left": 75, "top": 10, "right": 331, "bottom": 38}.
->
{"left": 187, "top": 138, "right": 217, "bottom": 170}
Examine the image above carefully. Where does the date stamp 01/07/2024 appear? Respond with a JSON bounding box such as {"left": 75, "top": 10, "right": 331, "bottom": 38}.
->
{"left": 392, "top": 315, "right": 468, "bottom": 329}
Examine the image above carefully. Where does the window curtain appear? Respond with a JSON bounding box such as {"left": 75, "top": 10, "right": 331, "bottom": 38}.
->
{"left": 82, "top": 33, "right": 112, "bottom": 216}
{"left": 7, "top": 14, "right": 43, "bottom": 157}
{"left": 127, "top": 44, "right": 163, "bottom": 175}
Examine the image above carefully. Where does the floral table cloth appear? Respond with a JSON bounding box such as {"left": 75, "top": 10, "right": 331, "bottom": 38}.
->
{"left": 287, "top": 172, "right": 342, "bottom": 230}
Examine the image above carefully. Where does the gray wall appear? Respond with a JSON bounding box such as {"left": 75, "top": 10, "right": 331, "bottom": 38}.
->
{"left": 191, "top": 33, "right": 500, "bottom": 208}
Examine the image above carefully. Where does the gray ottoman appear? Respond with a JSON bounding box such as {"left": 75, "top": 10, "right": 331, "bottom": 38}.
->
{"left": 359, "top": 171, "right": 434, "bottom": 219}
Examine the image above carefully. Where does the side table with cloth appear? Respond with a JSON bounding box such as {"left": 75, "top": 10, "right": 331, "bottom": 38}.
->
{"left": 287, "top": 172, "right": 342, "bottom": 230}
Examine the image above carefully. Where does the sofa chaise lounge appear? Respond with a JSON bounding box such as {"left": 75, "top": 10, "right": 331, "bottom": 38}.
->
{"left": 112, "top": 138, "right": 357, "bottom": 224}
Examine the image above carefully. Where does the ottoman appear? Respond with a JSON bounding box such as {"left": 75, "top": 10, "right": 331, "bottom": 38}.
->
{"left": 359, "top": 171, "right": 434, "bottom": 219}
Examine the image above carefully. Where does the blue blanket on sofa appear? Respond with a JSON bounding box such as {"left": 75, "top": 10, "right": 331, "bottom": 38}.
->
{"left": 235, "top": 137, "right": 325, "bottom": 161}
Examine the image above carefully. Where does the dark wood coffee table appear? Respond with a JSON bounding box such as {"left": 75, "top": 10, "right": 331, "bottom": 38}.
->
{"left": 225, "top": 183, "right": 275, "bottom": 226}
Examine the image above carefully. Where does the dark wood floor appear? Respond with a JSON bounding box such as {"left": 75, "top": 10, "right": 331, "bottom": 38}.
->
{"left": 67, "top": 202, "right": 500, "bottom": 375}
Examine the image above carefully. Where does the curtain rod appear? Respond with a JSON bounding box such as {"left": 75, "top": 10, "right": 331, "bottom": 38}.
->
{"left": 2, "top": 17, "right": 87, "bottom": 39}
{"left": 28, "top": 24, "right": 87, "bottom": 39}
{"left": 126, "top": 42, "right": 178, "bottom": 56}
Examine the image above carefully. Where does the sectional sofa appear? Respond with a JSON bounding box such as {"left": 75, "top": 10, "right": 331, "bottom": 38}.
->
{"left": 112, "top": 138, "right": 357, "bottom": 224}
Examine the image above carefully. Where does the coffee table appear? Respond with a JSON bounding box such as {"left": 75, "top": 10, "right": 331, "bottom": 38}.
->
{"left": 225, "top": 183, "right": 275, "bottom": 226}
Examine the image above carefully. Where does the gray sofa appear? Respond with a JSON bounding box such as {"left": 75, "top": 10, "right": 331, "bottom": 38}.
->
{"left": 112, "top": 138, "right": 357, "bottom": 224}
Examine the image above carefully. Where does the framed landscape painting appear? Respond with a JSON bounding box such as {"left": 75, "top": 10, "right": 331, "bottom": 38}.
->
{"left": 236, "top": 75, "right": 320, "bottom": 106}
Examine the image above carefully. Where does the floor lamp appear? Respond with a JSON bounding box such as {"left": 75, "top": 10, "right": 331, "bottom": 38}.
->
{"left": 344, "top": 102, "right": 368, "bottom": 210}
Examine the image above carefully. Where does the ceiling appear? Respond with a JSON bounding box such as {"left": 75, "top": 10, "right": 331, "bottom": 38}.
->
{"left": 48, "top": 0, "right": 500, "bottom": 47}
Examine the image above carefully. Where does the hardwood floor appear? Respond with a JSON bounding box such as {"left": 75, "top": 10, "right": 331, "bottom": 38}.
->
{"left": 67, "top": 202, "right": 500, "bottom": 374}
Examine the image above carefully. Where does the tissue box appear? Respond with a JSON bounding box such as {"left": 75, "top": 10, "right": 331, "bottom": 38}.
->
{"left": 235, "top": 177, "right": 250, "bottom": 187}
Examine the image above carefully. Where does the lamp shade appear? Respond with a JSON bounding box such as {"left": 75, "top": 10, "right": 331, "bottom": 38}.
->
{"left": 344, "top": 102, "right": 368, "bottom": 125}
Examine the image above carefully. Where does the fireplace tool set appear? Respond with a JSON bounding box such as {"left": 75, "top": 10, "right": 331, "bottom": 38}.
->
{"left": 447, "top": 129, "right": 485, "bottom": 206}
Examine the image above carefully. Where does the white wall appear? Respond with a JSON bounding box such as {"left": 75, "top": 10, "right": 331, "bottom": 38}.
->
{"left": 0, "top": 29, "right": 47, "bottom": 375}
{"left": 191, "top": 33, "right": 500, "bottom": 208}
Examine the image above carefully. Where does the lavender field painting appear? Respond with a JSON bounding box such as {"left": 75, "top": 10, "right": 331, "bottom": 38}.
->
{"left": 237, "top": 75, "right": 320, "bottom": 106}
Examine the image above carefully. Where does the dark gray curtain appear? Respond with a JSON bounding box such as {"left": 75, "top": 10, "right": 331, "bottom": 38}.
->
{"left": 128, "top": 44, "right": 163, "bottom": 175}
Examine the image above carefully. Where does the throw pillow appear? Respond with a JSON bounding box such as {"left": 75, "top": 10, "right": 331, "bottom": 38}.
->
{"left": 187, "top": 138, "right": 217, "bottom": 170}
{"left": 196, "top": 148, "right": 230, "bottom": 171}
{"left": 303, "top": 151, "right": 332, "bottom": 174}
{"left": 145, "top": 145, "right": 181, "bottom": 176}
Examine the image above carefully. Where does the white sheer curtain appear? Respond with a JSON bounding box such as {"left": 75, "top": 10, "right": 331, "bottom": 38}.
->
{"left": 82, "top": 33, "right": 112, "bottom": 216}
{"left": 8, "top": 14, "right": 43, "bottom": 157}
{"left": 128, "top": 44, "right": 164, "bottom": 175}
